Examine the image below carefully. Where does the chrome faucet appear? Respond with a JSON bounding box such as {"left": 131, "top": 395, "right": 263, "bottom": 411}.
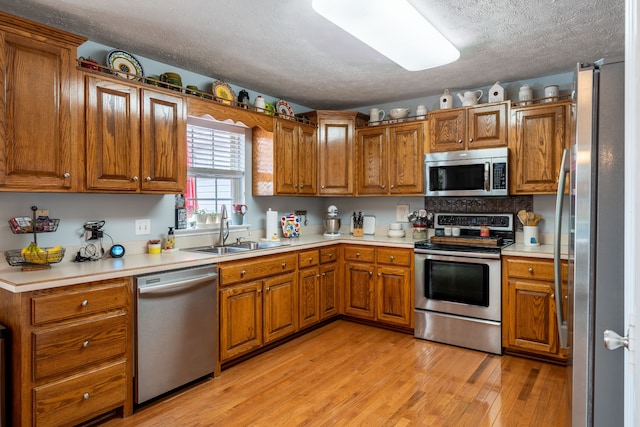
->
{"left": 216, "top": 204, "right": 229, "bottom": 246}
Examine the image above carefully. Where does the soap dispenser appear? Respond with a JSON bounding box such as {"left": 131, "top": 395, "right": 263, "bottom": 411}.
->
{"left": 165, "top": 226, "right": 175, "bottom": 250}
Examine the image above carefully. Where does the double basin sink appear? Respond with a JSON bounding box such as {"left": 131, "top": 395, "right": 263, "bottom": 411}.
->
{"left": 183, "top": 240, "right": 289, "bottom": 255}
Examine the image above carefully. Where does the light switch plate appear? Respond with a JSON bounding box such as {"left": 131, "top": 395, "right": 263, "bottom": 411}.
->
{"left": 396, "top": 204, "right": 410, "bottom": 222}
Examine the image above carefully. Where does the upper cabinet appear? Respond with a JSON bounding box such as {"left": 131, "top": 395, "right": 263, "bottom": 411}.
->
{"left": 510, "top": 100, "right": 572, "bottom": 194}
{"left": 252, "top": 118, "right": 317, "bottom": 196}
{"left": 304, "top": 110, "right": 368, "bottom": 196}
{"left": 356, "top": 121, "right": 425, "bottom": 195}
{"left": 429, "top": 102, "right": 509, "bottom": 152}
{"left": 84, "top": 75, "right": 186, "bottom": 193}
{"left": 0, "top": 12, "right": 86, "bottom": 192}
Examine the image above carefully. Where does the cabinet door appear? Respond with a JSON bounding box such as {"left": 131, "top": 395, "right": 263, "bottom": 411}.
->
{"left": 429, "top": 109, "right": 466, "bottom": 152}
{"left": 299, "top": 266, "right": 320, "bottom": 329}
{"left": 219, "top": 281, "right": 263, "bottom": 361}
{"left": 85, "top": 76, "right": 141, "bottom": 191}
{"left": 376, "top": 265, "right": 412, "bottom": 327}
{"left": 0, "top": 32, "right": 76, "bottom": 190}
{"left": 297, "top": 124, "right": 317, "bottom": 195}
{"left": 320, "top": 262, "right": 339, "bottom": 319}
{"left": 505, "top": 278, "right": 558, "bottom": 355}
{"left": 511, "top": 103, "right": 570, "bottom": 194}
{"left": 389, "top": 123, "right": 424, "bottom": 194}
{"left": 356, "top": 127, "right": 388, "bottom": 195}
{"left": 275, "top": 119, "right": 298, "bottom": 194}
{"left": 264, "top": 271, "right": 298, "bottom": 343}
{"left": 467, "top": 103, "right": 508, "bottom": 149}
{"left": 318, "top": 118, "right": 355, "bottom": 195}
{"left": 140, "top": 89, "right": 186, "bottom": 193}
{"left": 344, "top": 262, "right": 375, "bottom": 319}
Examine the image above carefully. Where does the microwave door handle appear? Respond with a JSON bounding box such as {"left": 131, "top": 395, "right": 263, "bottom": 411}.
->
{"left": 484, "top": 162, "right": 490, "bottom": 191}
{"left": 554, "top": 148, "right": 570, "bottom": 349}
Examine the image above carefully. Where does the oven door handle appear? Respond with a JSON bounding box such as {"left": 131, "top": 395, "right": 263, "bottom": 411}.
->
{"left": 554, "top": 148, "right": 570, "bottom": 349}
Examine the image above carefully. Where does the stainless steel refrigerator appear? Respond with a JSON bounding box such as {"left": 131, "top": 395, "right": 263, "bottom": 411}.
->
{"left": 554, "top": 58, "right": 625, "bottom": 426}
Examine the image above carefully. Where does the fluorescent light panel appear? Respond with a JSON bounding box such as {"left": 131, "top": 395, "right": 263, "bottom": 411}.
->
{"left": 312, "top": 0, "right": 459, "bottom": 71}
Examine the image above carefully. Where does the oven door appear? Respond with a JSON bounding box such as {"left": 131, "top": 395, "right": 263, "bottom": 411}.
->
{"left": 415, "top": 251, "right": 501, "bottom": 322}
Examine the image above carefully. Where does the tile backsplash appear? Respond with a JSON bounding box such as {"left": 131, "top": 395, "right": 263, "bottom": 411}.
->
{"left": 424, "top": 196, "right": 534, "bottom": 231}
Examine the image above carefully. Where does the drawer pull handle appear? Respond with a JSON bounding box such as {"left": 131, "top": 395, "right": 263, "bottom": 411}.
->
{"left": 83, "top": 340, "right": 90, "bottom": 348}
{"left": 328, "top": 253, "right": 333, "bottom": 258}
{"left": 528, "top": 268, "right": 534, "bottom": 273}
{"left": 390, "top": 256, "right": 395, "bottom": 261}
{"left": 309, "top": 257, "right": 313, "bottom": 262}
{"left": 369, "top": 271, "right": 373, "bottom": 276}
{"left": 81, "top": 299, "right": 88, "bottom": 307}
{"left": 240, "top": 270, "right": 246, "bottom": 276}
{"left": 146, "top": 176, "right": 152, "bottom": 181}
{"left": 83, "top": 393, "right": 90, "bottom": 400}
{"left": 356, "top": 252, "right": 360, "bottom": 257}
{"left": 63, "top": 172, "right": 71, "bottom": 178}
{"left": 316, "top": 274, "right": 320, "bottom": 278}
{"left": 282, "top": 263, "right": 286, "bottom": 268}
{"left": 132, "top": 176, "right": 139, "bottom": 182}
{"left": 257, "top": 289, "right": 262, "bottom": 294}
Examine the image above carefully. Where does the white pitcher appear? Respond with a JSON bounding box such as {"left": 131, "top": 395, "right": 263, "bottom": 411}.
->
{"left": 369, "top": 108, "right": 385, "bottom": 124}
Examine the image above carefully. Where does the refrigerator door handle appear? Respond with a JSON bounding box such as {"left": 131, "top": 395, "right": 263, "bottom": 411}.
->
{"left": 554, "top": 148, "right": 570, "bottom": 349}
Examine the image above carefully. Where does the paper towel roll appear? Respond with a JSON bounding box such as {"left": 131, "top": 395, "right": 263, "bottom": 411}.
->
{"left": 265, "top": 209, "right": 279, "bottom": 240}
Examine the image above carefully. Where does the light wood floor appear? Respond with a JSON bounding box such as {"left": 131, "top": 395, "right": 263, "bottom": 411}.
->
{"left": 101, "top": 320, "right": 570, "bottom": 426}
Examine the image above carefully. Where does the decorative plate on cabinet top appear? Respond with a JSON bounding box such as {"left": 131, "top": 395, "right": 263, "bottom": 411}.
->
{"left": 106, "top": 49, "right": 144, "bottom": 80}
{"left": 276, "top": 100, "right": 295, "bottom": 117}
{"left": 212, "top": 80, "right": 235, "bottom": 105}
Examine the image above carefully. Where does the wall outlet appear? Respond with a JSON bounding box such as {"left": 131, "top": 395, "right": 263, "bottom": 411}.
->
{"left": 396, "top": 204, "right": 410, "bottom": 222}
{"left": 135, "top": 219, "right": 151, "bottom": 235}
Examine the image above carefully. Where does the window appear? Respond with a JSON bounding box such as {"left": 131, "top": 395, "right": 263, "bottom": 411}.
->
{"left": 185, "top": 117, "right": 246, "bottom": 216}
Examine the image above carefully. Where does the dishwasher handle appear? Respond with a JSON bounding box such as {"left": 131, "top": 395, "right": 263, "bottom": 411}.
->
{"left": 138, "top": 273, "right": 217, "bottom": 295}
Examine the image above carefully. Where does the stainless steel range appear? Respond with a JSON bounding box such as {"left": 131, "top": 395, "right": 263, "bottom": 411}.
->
{"left": 414, "top": 213, "right": 514, "bottom": 354}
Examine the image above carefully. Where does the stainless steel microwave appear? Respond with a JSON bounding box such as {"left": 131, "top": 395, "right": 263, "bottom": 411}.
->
{"left": 424, "top": 147, "right": 508, "bottom": 197}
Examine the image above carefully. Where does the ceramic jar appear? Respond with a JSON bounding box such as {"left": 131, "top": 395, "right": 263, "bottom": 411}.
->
{"left": 519, "top": 84, "right": 533, "bottom": 105}
{"left": 440, "top": 89, "right": 453, "bottom": 109}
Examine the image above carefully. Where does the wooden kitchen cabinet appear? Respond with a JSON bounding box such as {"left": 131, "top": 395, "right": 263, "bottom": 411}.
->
{"left": 218, "top": 252, "right": 298, "bottom": 362}
{"left": 356, "top": 121, "right": 424, "bottom": 195}
{"left": 343, "top": 245, "right": 413, "bottom": 329}
{"left": 84, "top": 74, "right": 187, "bottom": 193}
{"left": 502, "top": 256, "right": 569, "bottom": 363}
{"left": 319, "top": 245, "right": 340, "bottom": 319}
{"left": 510, "top": 101, "right": 572, "bottom": 194}
{"left": 0, "top": 12, "right": 86, "bottom": 192}
{"left": 429, "top": 102, "right": 508, "bottom": 152}
{"left": 0, "top": 278, "right": 133, "bottom": 426}
{"left": 298, "top": 249, "right": 320, "bottom": 328}
{"left": 274, "top": 118, "right": 317, "bottom": 195}
{"left": 304, "top": 110, "right": 368, "bottom": 196}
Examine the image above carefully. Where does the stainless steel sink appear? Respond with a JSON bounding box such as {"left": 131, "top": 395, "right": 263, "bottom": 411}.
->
{"left": 182, "top": 241, "right": 288, "bottom": 255}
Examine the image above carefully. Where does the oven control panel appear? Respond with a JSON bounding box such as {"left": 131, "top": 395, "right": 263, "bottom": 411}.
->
{"left": 434, "top": 213, "right": 513, "bottom": 231}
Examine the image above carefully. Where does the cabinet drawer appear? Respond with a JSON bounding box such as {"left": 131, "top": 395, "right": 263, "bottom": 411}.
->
{"left": 376, "top": 248, "right": 412, "bottom": 266}
{"left": 343, "top": 246, "right": 375, "bottom": 263}
{"left": 32, "top": 279, "right": 129, "bottom": 325}
{"left": 219, "top": 253, "right": 297, "bottom": 285}
{"left": 319, "top": 246, "right": 339, "bottom": 264}
{"left": 33, "top": 360, "right": 127, "bottom": 427}
{"left": 298, "top": 249, "right": 319, "bottom": 268}
{"left": 33, "top": 312, "right": 127, "bottom": 381}
{"left": 505, "top": 258, "right": 554, "bottom": 280}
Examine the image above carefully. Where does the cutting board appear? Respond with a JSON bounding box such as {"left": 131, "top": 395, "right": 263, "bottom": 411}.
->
{"left": 429, "top": 236, "right": 503, "bottom": 246}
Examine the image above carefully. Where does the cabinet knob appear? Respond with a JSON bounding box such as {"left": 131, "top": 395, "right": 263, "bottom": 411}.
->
{"left": 83, "top": 393, "right": 90, "bottom": 400}
{"left": 458, "top": 139, "right": 463, "bottom": 143}
{"left": 63, "top": 172, "right": 71, "bottom": 178}
{"left": 266, "top": 287, "right": 270, "bottom": 292}
{"left": 316, "top": 274, "right": 320, "bottom": 278}
{"left": 240, "top": 270, "right": 246, "bottom": 276}
{"left": 550, "top": 293, "right": 555, "bottom": 299}
{"left": 300, "top": 184, "right": 304, "bottom": 189}
{"left": 321, "top": 185, "right": 325, "bottom": 189}
{"left": 469, "top": 138, "right": 474, "bottom": 142}
{"left": 380, "top": 184, "right": 386, "bottom": 189}
{"left": 528, "top": 268, "right": 534, "bottom": 273}
{"left": 309, "top": 257, "right": 313, "bottom": 263}
{"left": 146, "top": 176, "right": 152, "bottom": 181}
{"left": 132, "top": 176, "right": 139, "bottom": 182}
{"left": 322, "top": 273, "right": 326, "bottom": 277}
{"left": 390, "top": 256, "right": 395, "bottom": 261}
{"left": 328, "top": 253, "right": 333, "bottom": 258}
{"left": 83, "top": 340, "right": 90, "bottom": 347}
{"left": 377, "top": 273, "right": 381, "bottom": 276}
{"left": 390, "top": 184, "right": 394, "bottom": 188}
{"left": 356, "top": 252, "right": 360, "bottom": 257}
{"left": 282, "top": 263, "right": 286, "bottom": 268}
{"left": 257, "top": 289, "right": 262, "bottom": 294}
{"left": 81, "top": 299, "right": 88, "bottom": 307}
{"left": 294, "top": 184, "right": 298, "bottom": 188}
{"left": 369, "top": 271, "right": 373, "bottom": 276}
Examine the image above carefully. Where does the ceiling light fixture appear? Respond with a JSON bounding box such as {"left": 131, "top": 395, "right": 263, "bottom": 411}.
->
{"left": 311, "top": 0, "right": 459, "bottom": 71}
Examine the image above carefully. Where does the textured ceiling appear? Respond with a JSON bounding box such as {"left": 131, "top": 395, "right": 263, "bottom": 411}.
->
{"left": 0, "top": 0, "right": 625, "bottom": 110}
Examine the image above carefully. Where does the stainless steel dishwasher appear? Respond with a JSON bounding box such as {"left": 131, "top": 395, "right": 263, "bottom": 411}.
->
{"left": 134, "top": 264, "right": 218, "bottom": 405}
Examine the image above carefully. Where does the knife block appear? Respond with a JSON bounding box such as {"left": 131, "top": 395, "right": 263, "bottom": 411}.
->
{"left": 353, "top": 228, "right": 364, "bottom": 237}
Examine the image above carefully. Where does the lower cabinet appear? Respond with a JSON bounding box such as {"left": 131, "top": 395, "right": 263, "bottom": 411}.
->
{"left": 343, "top": 245, "right": 413, "bottom": 328}
{"left": 319, "top": 246, "right": 340, "bottom": 319}
{"left": 298, "top": 249, "right": 321, "bottom": 329}
{"left": 502, "top": 256, "right": 569, "bottom": 363}
{"left": 0, "top": 278, "right": 133, "bottom": 427}
{"left": 218, "top": 252, "right": 298, "bottom": 363}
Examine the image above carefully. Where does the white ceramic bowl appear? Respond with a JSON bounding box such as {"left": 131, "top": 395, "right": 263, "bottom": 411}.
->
{"left": 389, "top": 223, "right": 403, "bottom": 230}
{"left": 387, "top": 229, "right": 406, "bottom": 238}
{"left": 389, "top": 108, "right": 409, "bottom": 119}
